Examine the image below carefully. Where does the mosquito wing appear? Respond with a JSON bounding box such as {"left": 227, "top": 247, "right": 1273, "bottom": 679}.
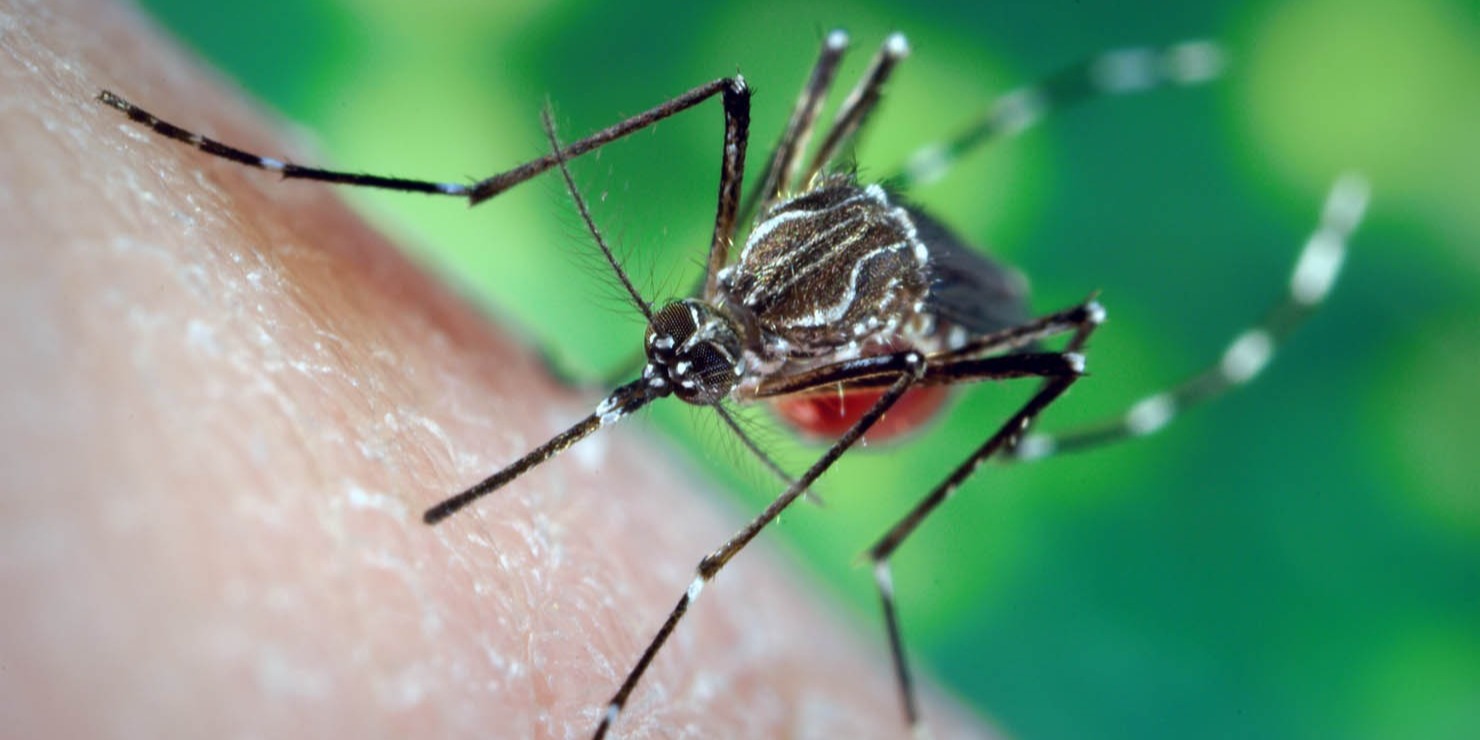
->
{"left": 910, "top": 207, "right": 1032, "bottom": 337}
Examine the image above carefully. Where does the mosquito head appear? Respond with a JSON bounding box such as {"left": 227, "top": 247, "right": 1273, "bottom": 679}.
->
{"left": 644, "top": 299, "right": 744, "bottom": 405}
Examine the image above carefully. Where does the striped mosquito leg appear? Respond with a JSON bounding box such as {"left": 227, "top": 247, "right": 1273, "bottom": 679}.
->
{"left": 938, "top": 298, "right": 1106, "bottom": 362}
{"left": 592, "top": 351, "right": 928, "bottom": 740}
{"left": 468, "top": 79, "right": 736, "bottom": 204}
{"left": 801, "top": 32, "right": 912, "bottom": 184}
{"left": 895, "top": 39, "right": 1227, "bottom": 189}
{"left": 866, "top": 353, "right": 1090, "bottom": 734}
{"left": 743, "top": 29, "right": 850, "bottom": 220}
{"left": 97, "top": 90, "right": 474, "bottom": 196}
{"left": 101, "top": 78, "right": 741, "bottom": 205}
{"left": 991, "top": 299, "right": 1103, "bottom": 457}
{"left": 701, "top": 79, "right": 754, "bottom": 298}
{"left": 423, "top": 376, "right": 664, "bottom": 524}
{"left": 1009, "top": 173, "right": 1371, "bottom": 462}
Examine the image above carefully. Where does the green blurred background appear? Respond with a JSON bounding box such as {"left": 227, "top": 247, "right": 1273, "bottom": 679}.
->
{"left": 131, "top": 0, "right": 1478, "bottom": 737}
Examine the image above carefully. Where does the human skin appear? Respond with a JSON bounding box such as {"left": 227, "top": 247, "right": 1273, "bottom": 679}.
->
{"left": 0, "top": 0, "right": 996, "bottom": 737}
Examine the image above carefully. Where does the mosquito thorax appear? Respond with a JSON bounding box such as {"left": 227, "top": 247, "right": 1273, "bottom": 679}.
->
{"left": 718, "top": 176, "right": 932, "bottom": 367}
{"left": 643, "top": 299, "right": 745, "bottom": 405}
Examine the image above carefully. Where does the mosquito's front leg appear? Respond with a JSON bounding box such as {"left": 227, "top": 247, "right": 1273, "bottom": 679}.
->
{"left": 591, "top": 350, "right": 927, "bottom": 739}
{"left": 99, "top": 78, "right": 745, "bottom": 207}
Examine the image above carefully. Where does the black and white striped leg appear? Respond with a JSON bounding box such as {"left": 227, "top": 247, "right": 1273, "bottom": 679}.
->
{"left": 427, "top": 83, "right": 749, "bottom": 521}
{"left": 1008, "top": 173, "right": 1370, "bottom": 462}
{"left": 895, "top": 40, "right": 1227, "bottom": 189}
{"left": 96, "top": 90, "right": 473, "bottom": 196}
{"left": 865, "top": 337, "right": 1096, "bottom": 735}
{"left": 591, "top": 350, "right": 928, "bottom": 740}
{"left": 594, "top": 335, "right": 1090, "bottom": 737}
{"left": 700, "top": 80, "right": 755, "bottom": 297}
{"left": 749, "top": 299, "right": 1101, "bottom": 399}
{"left": 744, "top": 29, "right": 851, "bottom": 222}
{"left": 99, "top": 78, "right": 744, "bottom": 206}
{"left": 424, "top": 376, "right": 666, "bottom": 524}
{"left": 801, "top": 32, "right": 912, "bottom": 185}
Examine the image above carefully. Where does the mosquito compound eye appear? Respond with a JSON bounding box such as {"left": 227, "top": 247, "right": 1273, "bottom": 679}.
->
{"left": 645, "top": 300, "right": 742, "bottom": 405}
{"left": 670, "top": 341, "right": 740, "bottom": 405}
{"left": 645, "top": 302, "right": 696, "bottom": 363}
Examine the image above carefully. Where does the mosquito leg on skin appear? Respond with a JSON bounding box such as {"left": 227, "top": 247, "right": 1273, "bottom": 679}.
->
{"left": 742, "top": 29, "right": 851, "bottom": 223}
{"left": 894, "top": 40, "right": 1227, "bottom": 189}
{"left": 591, "top": 350, "right": 954, "bottom": 738}
{"left": 96, "top": 90, "right": 473, "bottom": 195}
{"left": 866, "top": 363, "right": 1087, "bottom": 733}
{"left": 800, "top": 32, "right": 912, "bottom": 184}
{"left": 590, "top": 350, "right": 925, "bottom": 740}
{"left": 99, "top": 78, "right": 741, "bottom": 205}
{"left": 857, "top": 313, "right": 1100, "bottom": 732}
{"left": 1008, "top": 173, "right": 1370, "bottom": 462}
{"left": 593, "top": 337, "right": 1089, "bottom": 737}
{"left": 424, "top": 376, "right": 666, "bottom": 524}
{"left": 736, "top": 340, "right": 1092, "bottom": 734}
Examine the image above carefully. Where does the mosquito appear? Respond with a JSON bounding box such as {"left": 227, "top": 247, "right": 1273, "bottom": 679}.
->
{"left": 100, "top": 28, "right": 1369, "bottom": 738}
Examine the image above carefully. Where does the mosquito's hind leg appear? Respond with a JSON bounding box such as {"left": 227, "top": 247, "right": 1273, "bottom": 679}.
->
{"left": 894, "top": 40, "right": 1227, "bottom": 189}
{"left": 1008, "top": 173, "right": 1370, "bottom": 462}
{"left": 743, "top": 29, "right": 852, "bottom": 221}
{"left": 799, "top": 33, "right": 912, "bottom": 186}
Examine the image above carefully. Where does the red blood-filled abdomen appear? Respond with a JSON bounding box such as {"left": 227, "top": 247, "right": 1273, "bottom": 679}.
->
{"left": 772, "top": 385, "right": 951, "bottom": 442}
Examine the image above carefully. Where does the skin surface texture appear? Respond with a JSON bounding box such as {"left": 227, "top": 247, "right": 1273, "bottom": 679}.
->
{"left": 0, "top": 0, "right": 995, "bottom": 737}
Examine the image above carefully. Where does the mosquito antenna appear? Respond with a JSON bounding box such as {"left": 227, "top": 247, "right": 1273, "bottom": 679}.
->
{"left": 539, "top": 106, "right": 653, "bottom": 321}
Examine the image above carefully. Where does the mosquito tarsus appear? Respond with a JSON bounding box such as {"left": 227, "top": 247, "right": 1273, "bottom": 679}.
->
{"left": 99, "top": 27, "right": 1369, "bottom": 739}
